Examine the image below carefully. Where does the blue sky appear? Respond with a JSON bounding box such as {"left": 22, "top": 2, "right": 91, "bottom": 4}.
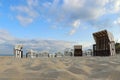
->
{"left": 0, "top": 0, "right": 120, "bottom": 51}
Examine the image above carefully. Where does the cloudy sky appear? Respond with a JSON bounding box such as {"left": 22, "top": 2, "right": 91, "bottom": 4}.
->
{"left": 0, "top": 0, "right": 120, "bottom": 54}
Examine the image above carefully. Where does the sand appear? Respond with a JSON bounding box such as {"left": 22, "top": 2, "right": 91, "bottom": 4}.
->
{"left": 0, "top": 56, "right": 120, "bottom": 80}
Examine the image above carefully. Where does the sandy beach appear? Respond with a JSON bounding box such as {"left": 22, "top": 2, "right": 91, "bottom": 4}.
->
{"left": 0, "top": 56, "right": 120, "bottom": 80}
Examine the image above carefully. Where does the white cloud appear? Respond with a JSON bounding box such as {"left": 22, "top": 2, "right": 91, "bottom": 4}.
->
{"left": 10, "top": 0, "right": 120, "bottom": 35}
{"left": 11, "top": 6, "right": 38, "bottom": 18}
{"left": 43, "top": 2, "right": 52, "bottom": 8}
{"left": 17, "top": 15, "right": 33, "bottom": 26}
{"left": 81, "top": 41, "right": 94, "bottom": 50}
{"left": 0, "top": 29, "right": 94, "bottom": 54}
{"left": 27, "top": 0, "right": 38, "bottom": 7}
{"left": 114, "top": 18, "right": 120, "bottom": 25}
{"left": 113, "top": 0, "right": 120, "bottom": 12}
{"left": 62, "top": 0, "right": 108, "bottom": 20}
{"left": 0, "top": 29, "right": 75, "bottom": 54}
{"left": 69, "top": 19, "right": 81, "bottom": 35}
{"left": 0, "top": 29, "right": 15, "bottom": 43}
{"left": 11, "top": 0, "right": 39, "bottom": 26}
{"left": 69, "top": 29, "right": 76, "bottom": 35}
{"left": 63, "top": 0, "right": 85, "bottom": 10}
{"left": 72, "top": 19, "right": 80, "bottom": 28}
{"left": 107, "top": 0, "right": 120, "bottom": 13}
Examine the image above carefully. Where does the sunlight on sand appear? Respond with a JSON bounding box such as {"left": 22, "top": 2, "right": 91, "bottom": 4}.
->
{"left": 0, "top": 56, "right": 120, "bottom": 80}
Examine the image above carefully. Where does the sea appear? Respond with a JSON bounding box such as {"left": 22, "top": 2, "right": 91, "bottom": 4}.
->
{"left": 0, "top": 54, "right": 13, "bottom": 56}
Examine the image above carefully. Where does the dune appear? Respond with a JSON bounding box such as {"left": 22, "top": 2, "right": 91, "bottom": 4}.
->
{"left": 0, "top": 56, "right": 120, "bottom": 80}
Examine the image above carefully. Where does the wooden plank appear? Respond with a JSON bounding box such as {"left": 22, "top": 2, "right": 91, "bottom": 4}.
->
{"left": 93, "top": 30, "right": 115, "bottom": 56}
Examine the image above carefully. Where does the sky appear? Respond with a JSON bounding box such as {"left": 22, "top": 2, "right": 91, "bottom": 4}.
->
{"left": 0, "top": 0, "right": 120, "bottom": 54}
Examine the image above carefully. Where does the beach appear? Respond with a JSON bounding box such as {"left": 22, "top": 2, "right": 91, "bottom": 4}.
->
{"left": 0, "top": 56, "right": 120, "bottom": 80}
